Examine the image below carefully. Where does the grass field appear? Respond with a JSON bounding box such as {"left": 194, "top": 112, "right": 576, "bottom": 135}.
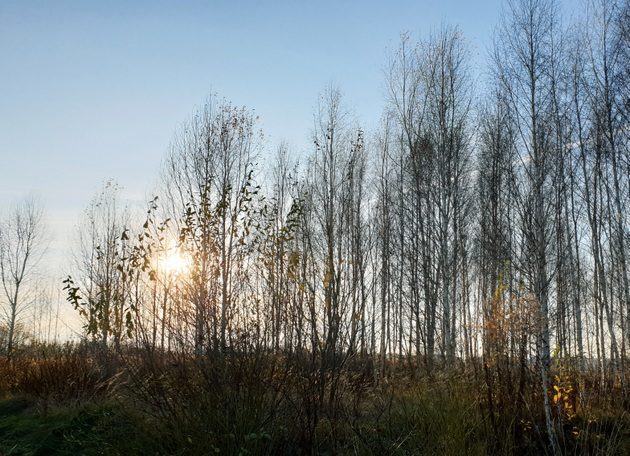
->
{"left": 1, "top": 345, "right": 630, "bottom": 455}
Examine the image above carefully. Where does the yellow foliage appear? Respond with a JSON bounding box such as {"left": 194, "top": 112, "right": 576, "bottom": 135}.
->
{"left": 323, "top": 270, "right": 332, "bottom": 289}
{"left": 551, "top": 372, "right": 577, "bottom": 421}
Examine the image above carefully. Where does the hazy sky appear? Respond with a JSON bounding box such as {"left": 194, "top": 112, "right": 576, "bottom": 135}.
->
{"left": 1, "top": 0, "right": 511, "bottom": 277}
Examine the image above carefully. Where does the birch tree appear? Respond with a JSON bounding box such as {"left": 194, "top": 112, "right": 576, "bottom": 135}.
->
{"left": 0, "top": 198, "right": 45, "bottom": 358}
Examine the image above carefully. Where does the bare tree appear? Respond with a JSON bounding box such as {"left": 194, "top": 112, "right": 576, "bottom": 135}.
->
{"left": 493, "top": 0, "right": 564, "bottom": 451}
{"left": 0, "top": 198, "right": 45, "bottom": 358}
{"left": 386, "top": 28, "right": 473, "bottom": 368}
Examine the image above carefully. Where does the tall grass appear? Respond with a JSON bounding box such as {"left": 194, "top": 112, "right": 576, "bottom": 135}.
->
{"left": 1, "top": 343, "right": 629, "bottom": 455}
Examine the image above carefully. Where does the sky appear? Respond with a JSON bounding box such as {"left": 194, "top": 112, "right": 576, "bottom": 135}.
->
{"left": 0, "top": 0, "right": 509, "bottom": 283}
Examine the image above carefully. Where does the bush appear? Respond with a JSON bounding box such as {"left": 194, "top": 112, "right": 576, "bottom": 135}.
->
{"left": 0, "top": 342, "right": 107, "bottom": 410}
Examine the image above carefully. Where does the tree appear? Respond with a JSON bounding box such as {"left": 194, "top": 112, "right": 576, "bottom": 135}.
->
{"left": 163, "top": 96, "right": 260, "bottom": 355}
{"left": 72, "top": 180, "right": 131, "bottom": 352}
{"left": 0, "top": 198, "right": 45, "bottom": 358}
{"left": 387, "top": 28, "right": 473, "bottom": 368}
{"left": 493, "top": 0, "right": 564, "bottom": 452}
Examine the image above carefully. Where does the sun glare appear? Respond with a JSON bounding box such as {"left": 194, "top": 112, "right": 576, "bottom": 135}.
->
{"left": 157, "top": 250, "right": 191, "bottom": 276}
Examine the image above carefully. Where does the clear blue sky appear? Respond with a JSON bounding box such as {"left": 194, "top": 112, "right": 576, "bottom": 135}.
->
{"left": 1, "top": 0, "right": 508, "bottom": 273}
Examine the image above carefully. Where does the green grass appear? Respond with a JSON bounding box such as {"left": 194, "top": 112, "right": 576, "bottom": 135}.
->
{"left": 0, "top": 397, "right": 160, "bottom": 456}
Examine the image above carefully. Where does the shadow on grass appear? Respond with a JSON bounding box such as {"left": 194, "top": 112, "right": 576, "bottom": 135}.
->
{"left": 0, "top": 397, "right": 160, "bottom": 456}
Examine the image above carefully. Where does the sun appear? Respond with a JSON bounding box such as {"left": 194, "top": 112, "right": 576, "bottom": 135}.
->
{"left": 157, "top": 249, "right": 191, "bottom": 276}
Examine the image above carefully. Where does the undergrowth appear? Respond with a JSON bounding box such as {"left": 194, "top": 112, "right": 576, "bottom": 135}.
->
{"left": 1, "top": 343, "right": 629, "bottom": 455}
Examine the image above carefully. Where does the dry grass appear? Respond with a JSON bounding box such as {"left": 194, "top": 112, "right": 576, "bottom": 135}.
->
{"left": 1, "top": 344, "right": 629, "bottom": 455}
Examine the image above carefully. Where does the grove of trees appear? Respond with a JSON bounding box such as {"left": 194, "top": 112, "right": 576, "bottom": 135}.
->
{"left": 2, "top": 0, "right": 630, "bottom": 454}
